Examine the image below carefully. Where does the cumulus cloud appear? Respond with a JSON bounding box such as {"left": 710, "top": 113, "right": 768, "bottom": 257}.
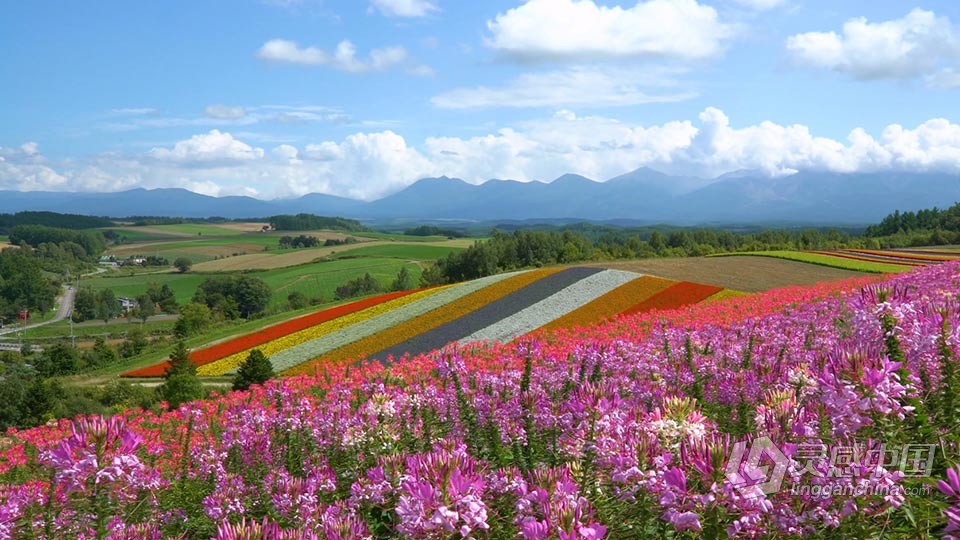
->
{"left": 0, "top": 143, "right": 68, "bottom": 191}
{"left": 432, "top": 67, "right": 695, "bottom": 109}
{"left": 786, "top": 8, "right": 960, "bottom": 81}
{"left": 368, "top": 0, "right": 438, "bottom": 17}
{"left": 147, "top": 130, "right": 265, "bottom": 165}
{"left": 486, "top": 0, "right": 734, "bottom": 61}
{"left": 256, "top": 39, "right": 411, "bottom": 73}
{"left": 6, "top": 111, "right": 960, "bottom": 199}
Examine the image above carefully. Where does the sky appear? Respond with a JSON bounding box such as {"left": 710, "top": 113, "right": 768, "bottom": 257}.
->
{"left": 1, "top": 0, "right": 959, "bottom": 201}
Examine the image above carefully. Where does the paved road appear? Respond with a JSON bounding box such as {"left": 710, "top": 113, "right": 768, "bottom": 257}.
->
{"left": 0, "top": 285, "right": 75, "bottom": 336}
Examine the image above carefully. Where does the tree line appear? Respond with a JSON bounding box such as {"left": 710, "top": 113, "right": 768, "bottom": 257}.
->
{"left": 0, "top": 211, "right": 112, "bottom": 233}
{"left": 269, "top": 214, "right": 369, "bottom": 232}
{"left": 419, "top": 227, "right": 865, "bottom": 285}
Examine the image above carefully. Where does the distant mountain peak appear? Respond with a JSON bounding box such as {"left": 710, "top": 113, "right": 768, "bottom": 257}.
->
{"left": 551, "top": 173, "right": 596, "bottom": 185}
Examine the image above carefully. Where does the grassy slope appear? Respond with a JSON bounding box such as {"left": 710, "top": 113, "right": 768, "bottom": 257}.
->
{"left": 82, "top": 257, "right": 421, "bottom": 307}
{"left": 330, "top": 243, "right": 465, "bottom": 260}
{"left": 715, "top": 250, "right": 910, "bottom": 274}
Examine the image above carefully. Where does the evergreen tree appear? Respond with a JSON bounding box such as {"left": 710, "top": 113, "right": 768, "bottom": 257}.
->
{"left": 135, "top": 294, "right": 156, "bottom": 324}
{"left": 390, "top": 265, "right": 415, "bottom": 291}
{"left": 232, "top": 349, "right": 274, "bottom": 391}
{"left": 157, "top": 340, "right": 203, "bottom": 409}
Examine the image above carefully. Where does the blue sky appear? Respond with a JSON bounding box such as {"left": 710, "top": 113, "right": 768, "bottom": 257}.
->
{"left": 1, "top": 0, "right": 959, "bottom": 200}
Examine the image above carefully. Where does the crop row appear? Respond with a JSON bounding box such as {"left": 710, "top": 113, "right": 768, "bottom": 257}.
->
{"left": 844, "top": 248, "right": 959, "bottom": 263}
{"left": 123, "top": 289, "right": 423, "bottom": 377}
{"left": 197, "top": 285, "right": 451, "bottom": 375}
{"left": 537, "top": 274, "right": 677, "bottom": 332}
{"left": 283, "top": 267, "right": 564, "bottom": 372}
{"left": 458, "top": 269, "right": 637, "bottom": 343}
{"left": 722, "top": 250, "right": 912, "bottom": 273}
{"left": 260, "top": 271, "right": 525, "bottom": 373}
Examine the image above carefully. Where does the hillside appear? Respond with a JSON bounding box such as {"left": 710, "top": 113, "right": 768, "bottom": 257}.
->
{"left": 4, "top": 259, "right": 957, "bottom": 536}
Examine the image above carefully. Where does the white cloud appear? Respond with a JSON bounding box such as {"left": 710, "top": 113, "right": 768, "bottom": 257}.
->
{"left": 928, "top": 68, "right": 960, "bottom": 88}
{"left": 486, "top": 0, "right": 734, "bottom": 61}
{"left": 7, "top": 111, "right": 960, "bottom": 199}
{"left": 432, "top": 67, "right": 695, "bottom": 109}
{"left": 369, "top": 0, "right": 438, "bottom": 17}
{"left": 786, "top": 8, "right": 960, "bottom": 81}
{"left": 301, "top": 131, "right": 435, "bottom": 198}
{"left": 256, "top": 39, "right": 411, "bottom": 73}
{"left": 147, "top": 130, "right": 265, "bottom": 165}
{"left": 0, "top": 143, "right": 68, "bottom": 191}
{"left": 109, "top": 108, "right": 158, "bottom": 116}
{"left": 102, "top": 104, "right": 349, "bottom": 131}
{"left": 204, "top": 105, "right": 247, "bottom": 119}
{"left": 731, "top": 0, "right": 785, "bottom": 10}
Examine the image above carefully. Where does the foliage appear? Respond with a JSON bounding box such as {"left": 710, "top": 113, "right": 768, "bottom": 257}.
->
{"left": 173, "top": 256, "right": 192, "bottom": 273}
{"left": 866, "top": 202, "right": 960, "bottom": 237}
{"left": 323, "top": 236, "right": 358, "bottom": 246}
{"left": 174, "top": 302, "right": 212, "bottom": 338}
{"left": 118, "top": 327, "right": 149, "bottom": 359}
{"left": 158, "top": 341, "right": 204, "bottom": 409}
{"left": 193, "top": 275, "right": 271, "bottom": 318}
{"left": 268, "top": 213, "right": 368, "bottom": 232}
{"left": 403, "top": 224, "right": 467, "bottom": 237}
{"left": 278, "top": 235, "right": 320, "bottom": 249}
{"left": 286, "top": 291, "right": 309, "bottom": 310}
{"left": 145, "top": 281, "right": 178, "bottom": 312}
{"left": 334, "top": 272, "right": 382, "bottom": 300}
{"left": 71, "top": 287, "right": 97, "bottom": 322}
{"left": 8, "top": 224, "right": 106, "bottom": 257}
{"left": 134, "top": 293, "right": 156, "bottom": 323}
{"left": 95, "top": 288, "right": 120, "bottom": 323}
{"left": 0, "top": 211, "right": 113, "bottom": 233}
{"left": 0, "top": 248, "right": 59, "bottom": 319}
{"left": 390, "top": 265, "right": 415, "bottom": 292}
{"left": 232, "top": 349, "right": 274, "bottom": 391}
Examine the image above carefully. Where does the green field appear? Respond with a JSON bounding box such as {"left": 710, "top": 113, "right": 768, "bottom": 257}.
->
{"left": 83, "top": 257, "right": 422, "bottom": 307}
{"left": 147, "top": 223, "right": 250, "bottom": 236}
{"left": 715, "top": 250, "right": 912, "bottom": 274}
{"left": 330, "top": 243, "right": 465, "bottom": 260}
{"left": 355, "top": 231, "right": 454, "bottom": 242}
{"left": 11, "top": 317, "right": 176, "bottom": 340}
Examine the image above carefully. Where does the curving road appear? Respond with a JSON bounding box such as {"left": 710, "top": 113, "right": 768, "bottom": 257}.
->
{"left": 0, "top": 285, "right": 76, "bottom": 336}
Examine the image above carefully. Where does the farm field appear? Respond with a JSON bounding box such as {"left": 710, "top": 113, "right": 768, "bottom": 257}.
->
{"left": 124, "top": 265, "right": 731, "bottom": 378}
{"left": 716, "top": 250, "right": 917, "bottom": 274}
{"left": 587, "top": 255, "right": 868, "bottom": 292}
{"left": 188, "top": 238, "right": 467, "bottom": 271}
{"left": 84, "top": 257, "right": 422, "bottom": 307}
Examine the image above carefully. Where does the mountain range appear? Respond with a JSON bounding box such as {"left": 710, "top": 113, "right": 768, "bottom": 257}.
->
{"left": 1, "top": 168, "right": 957, "bottom": 225}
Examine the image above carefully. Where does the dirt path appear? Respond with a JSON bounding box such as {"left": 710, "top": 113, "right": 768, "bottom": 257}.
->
{"left": 588, "top": 256, "right": 867, "bottom": 292}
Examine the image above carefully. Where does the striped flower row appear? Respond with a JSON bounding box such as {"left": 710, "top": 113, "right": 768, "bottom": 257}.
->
{"left": 280, "top": 268, "right": 564, "bottom": 374}
{"left": 195, "top": 286, "right": 451, "bottom": 376}
{"left": 126, "top": 266, "right": 733, "bottom": 378}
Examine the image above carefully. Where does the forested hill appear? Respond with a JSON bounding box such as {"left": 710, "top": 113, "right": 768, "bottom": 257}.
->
{"left": 866, "top": 202, "right": 960, "bottom": 236}
{"left": 268, "top": 214, "right": 369, "bottom": 232}
{"left": 0, "top": 211, "right": 113, "bottom": 233}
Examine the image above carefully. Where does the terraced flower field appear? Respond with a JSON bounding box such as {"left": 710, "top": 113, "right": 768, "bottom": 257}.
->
{"left": 718, "top": 248, "right": 960, "bottom": 273}
{"left": 123, "top": 266, "right": 733, "bottom": 378}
